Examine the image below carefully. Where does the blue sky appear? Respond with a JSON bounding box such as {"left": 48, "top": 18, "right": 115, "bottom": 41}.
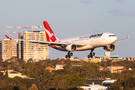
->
{"left": 0, "top": 0, "right": 135, "bottom": 59}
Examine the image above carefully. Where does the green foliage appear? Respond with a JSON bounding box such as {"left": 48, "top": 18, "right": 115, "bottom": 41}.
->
{"left": 0, "top": 78, "right": 27, "bottom": 90}
{"left": 64, "top": 74, "right": 85, "bottom": 88}
{"left": 0, "top": 72, "right": 3, "bottom": 76}
{"left": 5, "top": 71, "right": 8, "bottom": 77}
{"left": 39, "top": 77, "right": 56, "bottom": 90}
{"left": 109, "top": 74, "right": 135, "bottom": 90}
{"left": 78, "top": 63, "right": 100, "bottom": 79}
{"left": 17, "top": 78, "right": 36, "bottom": 89}
{"left": 97, "top": 69, "right": 111, "bottom": 79}
{"left": 28, "top": 84, "right": 38, "bottom": 90}
{"left": 112, "top": 60, "right": 135, "bottom": 69}
{"left": 3, "top": 58, "right": 135, "bottom": 89}
{"left": 109, "top": 83, "right": 122, "bottom": 90}
{"left": 0, "top": 72, "right": 8, "bottom": 80}
{"left": 124, "top": 76, "right": 135, "bottom": 89}
{"left": 39, "top": 74, "right": 85, "bottom": 90}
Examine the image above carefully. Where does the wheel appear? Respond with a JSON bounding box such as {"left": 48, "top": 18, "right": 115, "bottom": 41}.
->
{"left": 87, "top": 55, "right": 90, "bottom": 58}
{"left": 90, "top": 52, "right": 95, "bottom": 58}
{"left": 91, "top": 55, "right": 93, "bottom": 58}
{"left": 65, "top": 55, "right": 71, "bottom": 58}
{"left": 65, "top": 55, "right": 68, "bottom": 58}
{"left": 90, "top": 52, "right": 92, "bottom": 56}
{"left": 70, "top": 53, "right": 73, "bottom": 56}
{"left": 92, "top": 52, "right": 95, "bottom": 56}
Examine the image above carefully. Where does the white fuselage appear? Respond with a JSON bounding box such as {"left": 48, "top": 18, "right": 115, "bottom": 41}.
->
{"left": 51, "top": 33, "right": 117, "bottom": 51}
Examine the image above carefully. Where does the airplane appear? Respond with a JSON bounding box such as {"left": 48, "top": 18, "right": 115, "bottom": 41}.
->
{"left": 5, "top": 21, "right": 129, "bottom": 58}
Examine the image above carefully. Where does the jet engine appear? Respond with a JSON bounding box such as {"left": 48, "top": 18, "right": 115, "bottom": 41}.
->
{"left": 103, "top": 44, "right": 115, "bottom": 51}
{"left": 65, "top": 44, "right": 76, "bottom": 51}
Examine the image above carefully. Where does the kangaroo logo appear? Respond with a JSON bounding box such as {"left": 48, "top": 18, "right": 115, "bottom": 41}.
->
{"left": 43, "top": 21, "right": 59, "bottom": 42}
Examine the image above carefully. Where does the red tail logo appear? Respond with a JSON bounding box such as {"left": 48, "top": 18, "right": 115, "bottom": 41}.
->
{"left": 43, "top": 21, "right": 58, "bottom": 42}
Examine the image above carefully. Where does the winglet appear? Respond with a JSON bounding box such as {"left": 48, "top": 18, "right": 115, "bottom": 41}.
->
{"left": 5, "top": 35, "right": 12, "bottom": 40}
{"left": 116, "top": 35, "right": 129, "bottom": 43}
{"left": 127, "top": 35, "right": 129, "bottom": 40}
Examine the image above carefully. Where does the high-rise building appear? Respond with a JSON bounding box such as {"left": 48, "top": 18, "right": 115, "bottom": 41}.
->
{"left": 0, "top": 39, "right": 17, "bottom": 61}
{"left": 18, "top": 31, "right": 48, "bottom": 62}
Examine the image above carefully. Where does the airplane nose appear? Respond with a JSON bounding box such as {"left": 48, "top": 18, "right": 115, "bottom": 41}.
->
{"left": 108, "top": 36, "right": 117, "bottom": 44}
{"left": 113, "top": 36, "right": 117, "bottom": 43}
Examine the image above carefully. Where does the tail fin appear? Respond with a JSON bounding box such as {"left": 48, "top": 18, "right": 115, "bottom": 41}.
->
{"left": 43, "top": 21, "right": 59, "bottom": 42}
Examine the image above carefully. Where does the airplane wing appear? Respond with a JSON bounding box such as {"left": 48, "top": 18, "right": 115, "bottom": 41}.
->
{"left": 115, "top": 35, "right": 129, "bottom": 43}
{"left": 5, "top": 35, "right": 85, "bottom": 47}
{"left": 21, "top": 39, "right": 87, "bottom": 47}
{"left": 22, "top": 39, "right": 67, "bottom": 46}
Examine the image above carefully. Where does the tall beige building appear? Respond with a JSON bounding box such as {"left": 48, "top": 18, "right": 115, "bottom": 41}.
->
{"left": 0, "top": 39, "right": 17, "bottom": 61}
{"left": 18, "top": 31, "right": 48, "bottom": 62}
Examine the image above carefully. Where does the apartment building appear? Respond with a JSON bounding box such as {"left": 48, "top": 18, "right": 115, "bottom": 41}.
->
{"left": 18, "top": 31, "right": 48, "bottom": 62}
{"left": 0, "top": 39, "right": 17, "bottom": 60}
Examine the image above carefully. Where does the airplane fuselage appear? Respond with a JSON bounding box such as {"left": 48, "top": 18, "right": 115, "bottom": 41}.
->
{"left": 50, "top": 33, "right": 117, "bottom": 51}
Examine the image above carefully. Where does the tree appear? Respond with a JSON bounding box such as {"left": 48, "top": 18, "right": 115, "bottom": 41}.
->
{"left": 0, "top": 72, "right": 8, "bottom": 80}
{"left": 109, "top": 74, "right": 135, "bottom": 90}
{"left": 78, "top": 63, "right": 100, "bottom": 79}
{"left": 39, "top": 77, "right": 56, "bottom": 90}
{"left": 109, "top": 83, "right": 122, "bottom": 90}
{"left": 17, "top": 78, "right": 36, "bottom": 89}
{"left": 97, "top": 69, "right": 111, "bottom": 79}
{"left": 5, "top": 70, "right": 8, "bottom": 77}
{"left": 124, "top": 76, "right": 135, "bottom": 89}
{"left": 28, "top": 84, "right": 38, "bottom": 90}
{"left": 0, "top": 78, "right": 27, "bottom": 90}
{"left": 63, "top": 74, "right": 85, "bottom": 89}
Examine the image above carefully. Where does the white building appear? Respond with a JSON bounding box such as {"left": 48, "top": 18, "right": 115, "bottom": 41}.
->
{"left": 79, "top": 83, "right": 108, "bottom": 90}
{"left": 4, "top": 69, "right": 30, "bottom": 78}
{"left": 0, "top": 39, "right": 17, "bottom": 61}
{"left": 102, "top": 79, "right": 116, "bottom": 86}
{"left": 18, "top": 31, "right": 48, "bottom": 62}
{"left": 55, "top": 63, "right": 66, "bottom": 70}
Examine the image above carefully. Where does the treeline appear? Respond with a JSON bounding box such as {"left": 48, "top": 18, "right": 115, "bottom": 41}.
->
{"left": 98, "top": 60, "right": 135, "bottom": 69}
{"left": 0, "top": 58, "right": 107, "bottom": 90}
{"left": 0, "top": 57, "right": 135, "bottom": 90}
{"left": 109, "top": 69, "right": 135, "bottom": 90}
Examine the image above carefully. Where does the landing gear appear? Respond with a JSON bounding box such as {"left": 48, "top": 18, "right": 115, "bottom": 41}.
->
{"left": 87, "top": 49, "right": 95, "bottom": 58}
{"left": 65, "top": 51, "right": 73, "bottom": 58}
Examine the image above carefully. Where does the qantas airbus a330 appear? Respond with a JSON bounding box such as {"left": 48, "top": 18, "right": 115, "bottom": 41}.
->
{"left": 5, "top": 21, "right": 129, "bottom": 58}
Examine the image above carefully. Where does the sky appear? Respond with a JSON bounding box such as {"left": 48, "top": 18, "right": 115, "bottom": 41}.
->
{"left": 0, "top": 0, "right": 135, "bottom": 59}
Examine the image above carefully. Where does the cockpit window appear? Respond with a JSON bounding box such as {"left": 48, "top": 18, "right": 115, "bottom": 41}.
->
{"left": 109, "top": 35, "right": 116, "bottom": 37}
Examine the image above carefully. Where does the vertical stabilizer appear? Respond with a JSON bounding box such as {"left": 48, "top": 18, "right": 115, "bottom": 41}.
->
{"left": 43, "top": 21, "right": 59, "bottom": 42}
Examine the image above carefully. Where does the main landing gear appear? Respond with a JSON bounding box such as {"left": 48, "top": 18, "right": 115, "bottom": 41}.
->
{"left": 87, "top": 49, "right": 95, "bottom": 58}
{"left": 65, "top": 49, "right": 95, "bottom": 59}
{"left": 65, "top": 51, "right": 73, "bottom": 58}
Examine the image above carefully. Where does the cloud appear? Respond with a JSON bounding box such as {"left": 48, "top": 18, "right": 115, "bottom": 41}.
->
{"left": 108, "top": 10, "right": 135, "bottom": 17}
{"left": 80, "top": 0, "right": 91, "bottom": 3}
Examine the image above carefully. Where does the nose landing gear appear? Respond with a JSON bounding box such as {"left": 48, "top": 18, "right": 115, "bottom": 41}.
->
{"left": 87, "top": 49, "right": 95, "bottom": 58}
{"left": 65, "top": 51, "right": 73, "bottom": 58}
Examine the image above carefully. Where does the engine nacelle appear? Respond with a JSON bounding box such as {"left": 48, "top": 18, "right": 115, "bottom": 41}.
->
{"left": 103, "top": 44, "right": 115, "bottom": 51}
{"left": 65, "top": 44, "right": 76, "bottom": 51}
